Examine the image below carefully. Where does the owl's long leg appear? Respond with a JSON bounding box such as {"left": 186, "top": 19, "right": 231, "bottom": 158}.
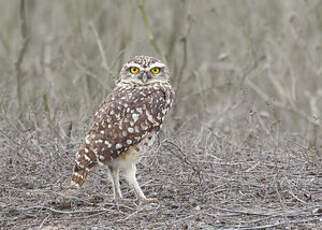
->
{"left": 123, "top": 164, "right": 147, "bottom": 200}
{"left": 108, "top": 166, "right": 123, "bottom": 201}
{"left": 123, "top": 163, "right": 158, "bottom": 203}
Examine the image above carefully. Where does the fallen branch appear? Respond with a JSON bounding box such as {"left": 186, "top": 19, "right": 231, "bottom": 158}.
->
{"left": 227, "top": 217, "right": 321, "bottom": 230}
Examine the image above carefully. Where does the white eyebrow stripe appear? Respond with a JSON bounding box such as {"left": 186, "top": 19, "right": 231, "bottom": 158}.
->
{"left": 149, "top": 63, "right": 166, "bottom": 69}
{"left": 127, "top": 63, "right": 142, "bottom": 69}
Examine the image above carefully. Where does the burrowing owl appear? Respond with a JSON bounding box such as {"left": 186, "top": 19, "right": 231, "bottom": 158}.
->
{"left": 71, "top": 56, "right": 175, "bottom": 202}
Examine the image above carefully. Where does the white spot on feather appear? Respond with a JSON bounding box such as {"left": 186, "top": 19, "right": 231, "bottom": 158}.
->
{"left": 104, "top": 140, "right": 112, "bottom": 148}
{"left": 146, "top": 110, "right": 156, "bottom": 124}
{"left": 132, "top": 113, "right": 139, "bottom": 122}
{"left": 73, "top": 172, "right": 84, "bottom": 179}
{"left": 140, "top": 92, "right": 146, "bottom": 97}
{"left": 116, "top": 143, "right": 122, "bottom": 149}
{"left": 141, "top": 123, "right": 148, "bottom": 131}
{"left": 84, "top": 154, "right": 91, "bottom": 162}
{"left": 75, "top": 160, "right": 84, "bottom": 168}
{"left": 71, "top": 181, "right": 80, "bottom": 187}
{"left": 85, "top": 136, "right": 90, "bottom": 145}
{"left": 157, "top": 113, "right": 162, "bottom": 121}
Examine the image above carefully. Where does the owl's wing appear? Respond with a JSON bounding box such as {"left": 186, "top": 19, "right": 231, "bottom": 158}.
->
{"left": 83, "top": 84, "right": 174, "bottom": 162}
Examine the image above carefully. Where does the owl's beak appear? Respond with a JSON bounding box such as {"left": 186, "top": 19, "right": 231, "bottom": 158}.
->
{"left": 139, "top": 72, "right": 149, "bottom": 84}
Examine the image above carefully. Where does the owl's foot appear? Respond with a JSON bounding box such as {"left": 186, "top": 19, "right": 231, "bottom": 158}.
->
{"left": 112, "top": 194, "right": 122, "bottom": 211}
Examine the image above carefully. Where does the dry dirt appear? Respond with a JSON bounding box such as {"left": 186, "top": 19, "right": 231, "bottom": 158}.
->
{"left": 1, "top": 120, "right": 321, "bottom": 229}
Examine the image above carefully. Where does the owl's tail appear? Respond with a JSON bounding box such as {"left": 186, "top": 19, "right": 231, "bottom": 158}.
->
{"left": 71, "top": 164, "right": 91, "bottom": 187}
{"left": 71, "top": 145, "right": 97, "bottom": 187}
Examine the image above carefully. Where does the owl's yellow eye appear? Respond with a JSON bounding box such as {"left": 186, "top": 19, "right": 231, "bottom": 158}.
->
{"left": 130, "top": 67, "right": 139, "bottom": 74}
{"left": 151, "top": 67, "right": 160, "bottom": 74}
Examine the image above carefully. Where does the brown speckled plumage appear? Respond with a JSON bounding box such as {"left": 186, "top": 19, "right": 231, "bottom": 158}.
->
{"left": 71, "top": 56, "right": 174, "bottom": 202}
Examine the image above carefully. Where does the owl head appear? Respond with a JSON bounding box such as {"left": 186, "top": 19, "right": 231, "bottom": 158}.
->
{"left": 118, "top": 56, "right": 170, "bottom": 85}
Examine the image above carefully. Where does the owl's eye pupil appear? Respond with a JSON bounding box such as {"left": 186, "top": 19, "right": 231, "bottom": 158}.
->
{"left": 130, "top": 67, "right": 139, "bottom": 74}
{"left": 151, "top": 67, "right": 160, "bottom": 74}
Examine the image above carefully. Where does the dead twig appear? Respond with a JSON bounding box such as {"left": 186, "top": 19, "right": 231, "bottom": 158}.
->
{"left": 138, "top": 1, "right": 166, "bottom": 62}
{"left": 38, "top": 214, "right": 51, "bottom": 230}
{"left": 226, "top": 217, "right": 321, "bottom": 230}
{"left": 163, "top": 140, "right": 203, "bottom": 183}
{"left": 305, "top": 91, "right": 321, "bottom": 156}
{"left": 47, "top": 207, "right": 108, "bottom": 216}
{"left": 288, "top": 190, "right": 307, "bottom": 204}
{"left": 15, "top": 0, "right": 30, "bottom": 111}
{"left": 171, "top": 13, "right": 193, "bottom": 122}
{"left": 214, "top": 207, "right": 275, "bottom": 217}
{"left": 89, "top": 22, "right": 115, "bottom": 87}
{"left": 176, "top": 15, "right": 192, "bottom": 90}
{"left": 72, "top": 58, "right": 110, "bottom": 90}
{"left": 246, "top": 79, "right": 321, "bottom": 127}
{"left": 116, "top": 210, "right": 140, "bottom": 222}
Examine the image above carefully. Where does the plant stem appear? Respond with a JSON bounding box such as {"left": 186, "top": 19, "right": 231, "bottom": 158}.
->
{"left": 138, "top": 1, "right": 166, "bottom": 63}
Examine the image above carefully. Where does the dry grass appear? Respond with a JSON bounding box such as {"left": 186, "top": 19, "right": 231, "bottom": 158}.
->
{"left": 0, "top": 1, "right": 322, "bottom": 229}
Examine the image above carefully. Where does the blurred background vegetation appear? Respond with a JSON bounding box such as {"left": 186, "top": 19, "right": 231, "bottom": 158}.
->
{"left": 0, "top": 0, "right": 322, "bottom": 154}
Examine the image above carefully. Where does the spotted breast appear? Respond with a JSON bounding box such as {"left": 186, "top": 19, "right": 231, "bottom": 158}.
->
{"left": 72, "top": 82, "right": 174, "bottom": 186}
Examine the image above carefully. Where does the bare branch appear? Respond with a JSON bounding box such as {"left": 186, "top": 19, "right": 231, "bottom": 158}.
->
{"left": 14, "top": 0, "right": 30, "bottom": 110}
{"left": 89, "top": 22, "right": 115, "bottom": 85}
{"left": 138, "top": 1, "right": 166, "bottom": 63}
{"left": 246, "top": 79, "right": 321, "bottom": 127}
{"left": 176, "top": 14, "right": 192, "bottom": 90}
